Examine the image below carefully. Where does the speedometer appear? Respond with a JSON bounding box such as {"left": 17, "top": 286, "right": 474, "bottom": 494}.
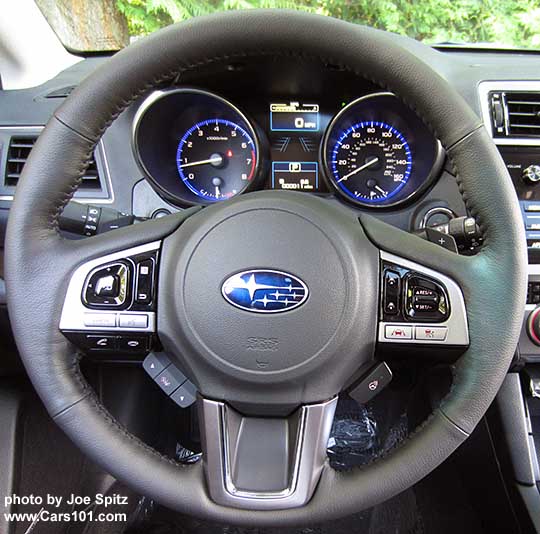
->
{"left": 329, "top": 121, "right": 412, "bottom": 204}
{"left": 322, "top": 93, "right": 443, "bottom": 209}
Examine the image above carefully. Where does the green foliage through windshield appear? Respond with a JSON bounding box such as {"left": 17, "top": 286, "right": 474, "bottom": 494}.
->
{"left": 38, "top": 0, "right": 540, "bottom": 52}
{"left": 115, "top": 0, "right": 540, "bottom": 49}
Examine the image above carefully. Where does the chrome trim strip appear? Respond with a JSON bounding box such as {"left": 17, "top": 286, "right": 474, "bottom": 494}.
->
{"left": 59, "top": 241, "right": 160, "bottom": 333}
{"left": 0, "top": 126, "right": 45, "bottom": 130}
{"left": 528, "top": 264, "right": 540, "bottom": 277}
{"left": 220, "top": 404, "right": 306, "bottom": 500}
{"left": 378, "top": 251, "right": 469, "bottom": 346}
{"left": 201, "top": 397, "right": 337, "bottom": 510}
{"left": 478, "top": 81, "right": 540, "bottom": 146}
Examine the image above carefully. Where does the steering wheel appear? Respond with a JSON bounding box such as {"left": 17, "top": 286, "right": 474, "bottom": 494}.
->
{"left": 5, "top": 9, "right": 527, "bottom": 526}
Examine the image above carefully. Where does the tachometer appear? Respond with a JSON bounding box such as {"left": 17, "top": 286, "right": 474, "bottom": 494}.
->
{"left": 133, "top": 88, "right": 261, "bottom": 206}
{"left": 329, "top": 121, "right": 412, "bottom": 204}
{"left": 176, "top": 119, "right": 257, "bottom": 202}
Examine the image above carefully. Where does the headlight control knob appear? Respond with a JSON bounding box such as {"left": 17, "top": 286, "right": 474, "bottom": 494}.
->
{"left": 527, "top": 307, "right": 540, "bottom": 346}
{"left": 523, "top": 165, "right": 540, "bottom": 184}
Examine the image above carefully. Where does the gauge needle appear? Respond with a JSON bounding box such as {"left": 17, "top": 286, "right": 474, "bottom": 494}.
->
{"left": 179, "top": 155, "right": 223, "bottom": 169}
{"left": 337, "top": 157, "right": 379, "bottom": 182}
{"left": 374, "top": 185, "right": 388, "bottom": 197}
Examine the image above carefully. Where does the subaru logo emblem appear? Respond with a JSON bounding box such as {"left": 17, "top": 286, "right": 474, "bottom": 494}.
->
{"left": 222, "top": 270, "right": 308, "bottom": 313}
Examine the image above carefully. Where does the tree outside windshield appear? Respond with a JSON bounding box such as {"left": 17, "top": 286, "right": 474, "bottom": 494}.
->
{"left": 36, "top": 0, "right": 540, "bottom": 52}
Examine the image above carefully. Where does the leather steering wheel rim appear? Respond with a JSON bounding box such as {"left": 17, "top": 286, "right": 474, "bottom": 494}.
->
{"left": 5, "top": 9, "right": 527, "bottom": 526}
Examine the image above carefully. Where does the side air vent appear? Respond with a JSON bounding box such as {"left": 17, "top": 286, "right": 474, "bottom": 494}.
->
{"left": 5, "top": 136, "right": 35, "bottom": 186}
{"left": 489, "top": 91, "right": 540, "bottom": 138}
{"left": 4, "top": 135, "right": 102, "bottom": 191}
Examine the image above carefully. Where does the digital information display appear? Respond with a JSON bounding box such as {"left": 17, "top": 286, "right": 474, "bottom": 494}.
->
{"left": 271, "top": 161, "right": 318, "bottom": 191}
{"left": 270, "top": 102, "right": 320, "bottom": 132}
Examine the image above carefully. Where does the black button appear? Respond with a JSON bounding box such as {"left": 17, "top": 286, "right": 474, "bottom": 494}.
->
{"left": 171, "top": 381, "right": 198, "bottom": 408}
{"left": 94, "top": 274, "right": 119, "bottom": 297}
{"left": 413, "top": 300, "right": 438, "bottom": 312}
{"left": 405, "top": 275, "right": 448, "bottom": 322}
{"left": 118, "top": 335, "right": 149, "bottom": 353}
{"left": 84, "top": 262, "right": 130, "bottom": 307}
{"left": 143, "top": 352, "right": 171, "bottom": 378}
{"left": 412, "top": 287, "right": 437, "bottom": 299}
{"left": 135, "top": 259, "right": 154, "bottom": 305}
{"left": 383, "top": 270, "right": 400, "bottom": 316}
{"left": 84, "top": 335, "right": 117, "bottom": 351}
{"left": 154, "top": 365, "right": 187, "bottom": 396}
{"left": 348, "top": 362, "right": 392, "bottom": 405}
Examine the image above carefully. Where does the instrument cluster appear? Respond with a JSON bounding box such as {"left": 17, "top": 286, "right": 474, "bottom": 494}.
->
{"left": 133, "top": 88, "right": 444, "bottom": 209}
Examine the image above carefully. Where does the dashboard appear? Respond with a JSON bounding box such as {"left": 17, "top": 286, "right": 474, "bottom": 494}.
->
{"left": 2, "top": 46, "right": 540, "bottom": 365}
{"left": 132, "top": 87, "right": 442, "bottom": 209}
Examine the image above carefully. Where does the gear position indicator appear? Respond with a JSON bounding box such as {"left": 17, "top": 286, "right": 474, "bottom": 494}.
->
{"left": 271, "top": 161, "right": 318, "bottom": 191}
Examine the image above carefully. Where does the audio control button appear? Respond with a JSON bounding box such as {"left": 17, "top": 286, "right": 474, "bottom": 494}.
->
{"left": 383, "top": 270, "right": 400, "bottom": 316}
{"left": 84, "top": 262, "right": 130, "bottom": 308}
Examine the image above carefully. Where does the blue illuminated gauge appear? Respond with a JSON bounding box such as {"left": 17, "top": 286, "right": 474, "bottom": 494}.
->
{"left": 176, "top": 118, "right": 257, "bottom": 202}
{"left": 328, "top": 121, "right": 412, "bottom": 205}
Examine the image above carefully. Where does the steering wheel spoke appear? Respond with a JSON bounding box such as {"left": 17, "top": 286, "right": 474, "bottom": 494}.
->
{"left": 58, "top": 212, "right": 198, "bottom": 358}
{"left": 376, "top": 249, "right": 469, "bottom": 348}
{"left": 200, "top": 396, "right": 337, "bottom": 510}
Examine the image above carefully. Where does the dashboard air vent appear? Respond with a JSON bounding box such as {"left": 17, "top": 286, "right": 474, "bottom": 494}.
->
{"left": 4, "top": 135, "right": 102, "bottom": 190}
{"left": 489, "top": 91, "right": 540, "bottom": 138}
{"left": 5, "top": 136, "right": 36, "bottom": 186}
{"left": 506, "top": 92, "right": 540, "bottom": 136}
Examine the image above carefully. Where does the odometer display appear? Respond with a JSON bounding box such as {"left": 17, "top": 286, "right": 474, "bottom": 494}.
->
{"left": 329, "top": 121, "right": 412, "bottom": 205}
{"left": 176, "top": 118, "right": 257, "bottom": 202}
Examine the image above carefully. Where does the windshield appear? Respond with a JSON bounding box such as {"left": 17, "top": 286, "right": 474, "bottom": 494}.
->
{"left": 36, "top": 0, "right": 540, "bottom": 53}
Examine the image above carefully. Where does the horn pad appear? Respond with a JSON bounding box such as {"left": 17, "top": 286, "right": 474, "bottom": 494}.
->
{"left": 158, "top": 191, "right": 379, "bottom": 413}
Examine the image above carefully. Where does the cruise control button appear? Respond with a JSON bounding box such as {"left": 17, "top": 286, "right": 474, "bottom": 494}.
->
{"left": 155, "top": 365, "right": 187, "bottom": 396}
{"left": 412, "top": 287, "right": 437, "bottom": 299}
{"left": 83, "top": 313, "right": 117, "bottom": 327}
{"left": 405, "top": 275, "right": 448, "bottom": 322}
{"left": 171, "top": 381, "right": 198, "bottom": 408}
{"left": 414, "top": 326, "right": 448, "bottom": 341}
{"left": 384, "top": 325, "right": 412, "bottom": 340}
{"left": 118, "top": 314, "right": 148, "bottom": 328}
{"left": 412, "top": 300, "right": 439, "bottom": 313}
